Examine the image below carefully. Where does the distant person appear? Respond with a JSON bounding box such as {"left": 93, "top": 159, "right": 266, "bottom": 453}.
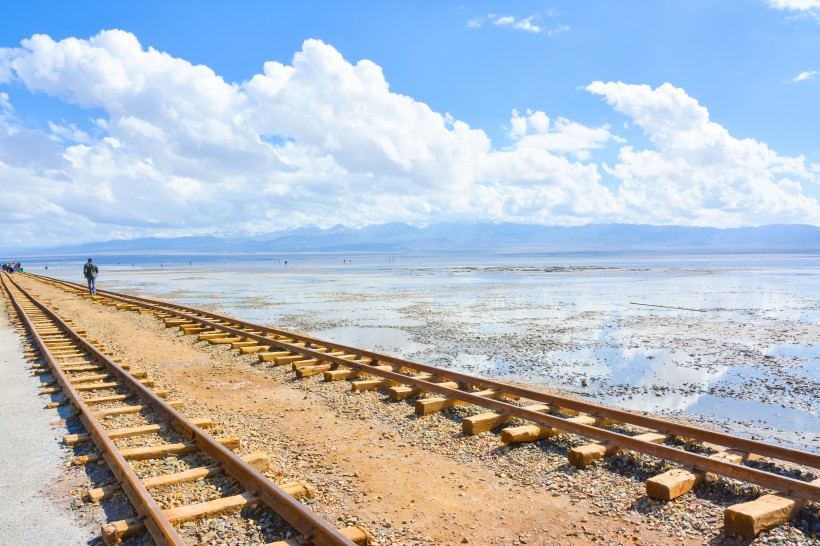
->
{"left": 83, "top": 258, "right": 99, "bottom": 295}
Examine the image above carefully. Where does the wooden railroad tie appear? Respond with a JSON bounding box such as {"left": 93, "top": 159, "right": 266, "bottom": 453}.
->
{"left": 387, "top": 377, "right": 454, "bottom": 400}
{"left": 258, "top": 350, "right": 296, "bottom": 363}
{"left": 98, "top": 467, "right": 325, "bottom": 545}
{"left": 293, "top": 355, "right": 365, "bottom": 378}
{"left": 44, "top": 341, "right": 74, "bottom": 349}
{"left": 500, "top": 411, "right": 613, "bottom": 445}
{"left": 208, "top": 336, "right": 245, "bottom": 345}
{"left": 645, "top": 446, "right": 763, "bottom": 501}
{"left": 49, "top": 347, "right": 86, "bottom": 355}
{"left": 58, "top": 364, "right": 106, "bottom": 373}
{"left": 88, "top": 451, "right": 272, "bottom": 502}
{"left": 164, "top": 318, "right": 195, "bottom": 327}
{"left": 93, "top": 399, "right": 183, "bottom": 418}
{"left": 41, "top": 378, "right": 155, "bottom": 394}
{"left": 231, "top": 340, "right": 259, "bottom": 349}
{"left": 181, "top": 325, "right": 211, "bottom": 334}
{"left": 290, "top": 350, "right": 339, "bottom": 366}
{"left": 104, "top": 519, "right": 369, "bottom": 546}
{"left": 324, "top": 363, "right": 393, "bottom": 381}
{"left": 239, "top": 344, "right": 269, "bottom": 354}
{"left": 270, "top": 354, "right": 310, "bottom": 366}
{"left": 415, "top": 388, "right": 513, "bottom": 416}
{"left": 64, "top": 417, "right": 214, "bottom": 445}
{"left": 351, "top": 377, "right": 400, "bottom": 392}
{"left": 568, "top": 432, "right": 673, "bottom": 468}
{"left": 198, "top": 331, "right": 231, "bottom": 341}
{"left": 724, "top": 478, "right": 820, "bottom": 539}
{"left": 462, "top": 403, "right": 565, "bottom": 435}
{"left": 59, "top": 390, "right": 175, "bottom": 418}
{"left": 74, "top": 436, "right": 240, "bottom": 465}
{"left": 65, "top": 371, "right": 148, "bottom": 385}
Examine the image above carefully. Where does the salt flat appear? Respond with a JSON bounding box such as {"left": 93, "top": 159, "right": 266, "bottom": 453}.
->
{"left": 38, "top": 251, "right": 820, "bottom": 452}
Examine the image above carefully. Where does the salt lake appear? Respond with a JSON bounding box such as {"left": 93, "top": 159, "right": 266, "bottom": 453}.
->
{"left": 33, "top": 250, "right": 820, "bottom": 451}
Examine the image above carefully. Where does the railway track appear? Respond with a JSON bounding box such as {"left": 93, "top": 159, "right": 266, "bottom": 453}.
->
{"left": 0, "top": 272, "right": 372, "bottom": 546}
{"left": 18, "top": 272, "right": 820, "bottom": 540}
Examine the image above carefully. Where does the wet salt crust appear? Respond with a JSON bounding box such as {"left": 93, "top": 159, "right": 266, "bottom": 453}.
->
{"left": 43, "top": 251, "right": 820, "bottom": 452}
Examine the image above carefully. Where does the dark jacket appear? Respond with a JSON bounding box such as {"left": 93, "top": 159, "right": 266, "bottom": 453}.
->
{"left": 83, "top": 263, "right": 99, "bottom": 279}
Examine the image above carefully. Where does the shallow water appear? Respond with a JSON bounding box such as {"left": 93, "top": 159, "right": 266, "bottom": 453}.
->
{"left": 38, "top": 251, "right": 820, "bottom": 451}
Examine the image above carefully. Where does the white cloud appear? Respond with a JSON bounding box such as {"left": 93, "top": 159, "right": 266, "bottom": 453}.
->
{"left": 116, "top": 116, "right": 167, "bottom": 142}
{"left": 48, "top": 121, "right": 92, "bottom": 144}
{"left": 767, "top": 0, "right": 820, "bottom": 20}
{"left": 493, "top": 15, "right": 542, "bottom": 33}
{"left": 0, "top": 91, "right": 11, "bottom": 125}
{"left": 0, "top": 50, "right": 13, "bottom": 84}
{"left": 791, "top": 70, "right": 818, "bottom": 82}
{"left": 0, "top": 118, "right": 64, "bottom": 171}
{"left": 466, "top": 13, "right": 566, "bottom": 34}
{"left": 586, "top": 81, "right": 820, "bottom": 226}
{"left": 767, "top": 0, "right": 820, "bottom": 9}
{"left": 508, "top": 108, "right": 615, "bottom": 161}
{"left": 547, "top": 25, "right": 570, "bottom": 37}
{"left": 0, "top": 31, "right": 817, "bottom": 248}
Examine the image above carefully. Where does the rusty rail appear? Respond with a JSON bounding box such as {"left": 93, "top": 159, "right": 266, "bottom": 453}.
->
{"left": 3, "top": 273, "right": 356, "bottom": 546}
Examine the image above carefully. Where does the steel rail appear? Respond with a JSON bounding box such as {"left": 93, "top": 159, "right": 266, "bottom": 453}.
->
{"left": 6, "top": 273, "right": 356, "bottom": 546}
{"left": 30, "top": 274, "right": 820, "bottom": 501}
{"left": 1, "top": 274, "right": 185, "bottom": 546}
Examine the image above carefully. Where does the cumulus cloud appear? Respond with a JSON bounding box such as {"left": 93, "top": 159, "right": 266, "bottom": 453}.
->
{"left": 0, "top": 30, "right": 817, "bottom": 248}
{"left": 586, "top": 81, "right": 820, "bottom": 226}
{"left": 791, "top": 70, "right": 818, "bottom": 82}
{"left": 0, "top": 31, "right": 618, "bottom": 246}
{"left": 508, "top": 108, "right": 616, "bottom": 161}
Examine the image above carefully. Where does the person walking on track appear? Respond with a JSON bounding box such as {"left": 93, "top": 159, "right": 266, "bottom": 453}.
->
{"left": 83, "top": 258, "right": 99, "bottom": 295}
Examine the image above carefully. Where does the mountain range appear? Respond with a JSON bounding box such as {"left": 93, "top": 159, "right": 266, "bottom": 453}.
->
{"left": 22, "top": 222, "right": 820, "bottom": 256}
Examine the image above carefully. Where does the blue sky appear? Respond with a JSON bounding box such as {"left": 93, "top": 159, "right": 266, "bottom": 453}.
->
{"left": 1, "top": 1, "right": 819, "bottom": 248}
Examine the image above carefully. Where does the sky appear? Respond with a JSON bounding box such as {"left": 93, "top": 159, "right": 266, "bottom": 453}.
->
{"left": 1, "top": 1, "right": 819, "bottom": 249}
